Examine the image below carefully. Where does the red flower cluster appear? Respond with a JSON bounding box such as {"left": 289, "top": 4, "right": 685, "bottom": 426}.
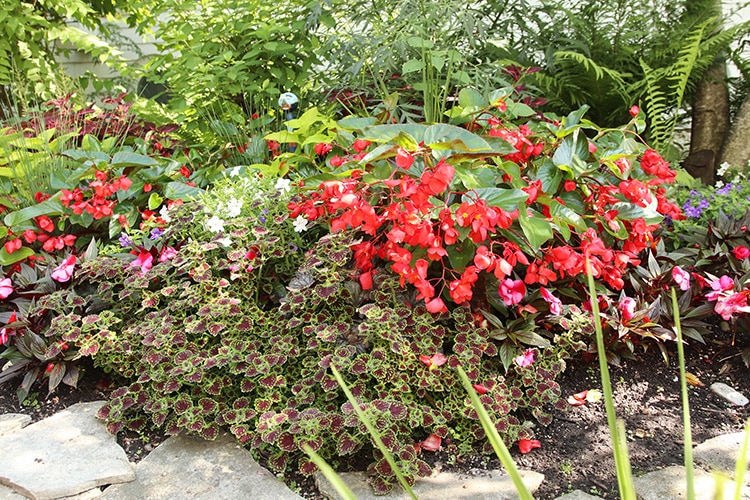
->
{"left": 60, "top": 171, "right": 133, "bottom": 220}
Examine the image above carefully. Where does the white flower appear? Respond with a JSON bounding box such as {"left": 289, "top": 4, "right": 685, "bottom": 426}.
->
{"left": 159, "top": 205, "right": 172, "bottom": 223}
{"left": 715, "top": 180, "right": 725, "bottom": 189}
{"left": 228, "top": 166, "right": 242, "bottom": 177}
{"left": 217, "top": 236, "right": 232, "bottom": 247}
{"left": 224, "top": 197, "right": 243, "bottom": 217}
{"left": 206, "top": 215, "right": 226, "bottom": 233}
{"left": 717, "top": 162, "right": 731, "bottom": 177}
{"left": 275, "top": 177, "right": 292, "bottom": 193}
{"left": 292, "top": 215, "right": 308, "bottom": 233}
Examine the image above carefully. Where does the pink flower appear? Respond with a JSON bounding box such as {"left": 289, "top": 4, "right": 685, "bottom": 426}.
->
{"left": 419, "top": 433, "right": 442, "bottom": 452}
{"left": 498, "top": 278, "right": 526, "bottom": 305}
{"left": 733, "top": 246, "right": 750, "bottom": 260}
{"left": 130, "top": 250, "right": 154, "bottom": 274}
{"left": 713, "top": 292, "right": 750, "bottom": 321}
{"left": 425, "top": 297, "right": 448, "bottom": 314}
{"left": 671, "top": 266, "right": 690, "bottom": 291}
{"left": 419, "top": 352, "right": 447, "bottom": 370}
{"left": 514, "top": 348, "right": 535, "bottom": 368}
{"left": 51, "top": 256, "right": 76, "bottom": 283}
{"left": 159, "top": 246, "right": 177, "bottom": 262}
{"left": 0, "top": 278, "right": 13, "bottom": 299}
{"left": 540, "top": 287, "right": 562, "bottom": 315}
{"left": 618, "top": 296, "right": 636, "bottom": 322}
{"left": 707, "top": 275, "right": 735, "bottom": 300}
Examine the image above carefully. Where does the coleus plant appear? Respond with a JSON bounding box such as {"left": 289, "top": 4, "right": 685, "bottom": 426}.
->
{"left": 43, "top": 175, "right": 581, "bottom": 494}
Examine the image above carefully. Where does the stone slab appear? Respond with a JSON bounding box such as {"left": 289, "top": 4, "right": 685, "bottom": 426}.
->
{"left": 0, "top": 414, "right": 31, "bottom": 437}
{"left": 633, "top": 465, "right": 750, "bottom": 500}
{"left": 99, "top": 432, "right": 304, "bottom": 500}
{"left": 316, "top": 469, "right": 545, "bottom": 500}
{"left": 710, "top": 383, "right": 749, "bottom": 407}
{"left": 694, "top": 432, "right": 750, "bottom": 482}
{"left": 553, "top": 491, "right": 603, "bottom": 500}
{"left": 0, "top": 401, "right": 134, "bottom": 500}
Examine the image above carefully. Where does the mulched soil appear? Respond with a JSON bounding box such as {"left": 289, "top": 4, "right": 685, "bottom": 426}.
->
{"left": 1, "top": 334, "right": 749, "bottom": 499}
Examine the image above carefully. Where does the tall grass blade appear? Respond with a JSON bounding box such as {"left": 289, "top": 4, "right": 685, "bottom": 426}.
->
{"left": 671, "top": 287, "right": 695, "bottom": 500}
{"left": 456, "top": 365, "right": 534, "bottom": 500}
{"left": 733, "top": 418, "right": 750, "bottom": 500}
{"left": 302, "top": 444, "right": 358, "bottom": 500}
{"left": 585, "top": 255, "right": 636, "bottom": 500}
{"left": 329, "top": 364, "right": 418, "bottom": 500}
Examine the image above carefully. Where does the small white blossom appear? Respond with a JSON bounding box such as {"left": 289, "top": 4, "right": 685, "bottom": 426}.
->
{"left": 224, "top": 197, "right": 243, "bottom": 217}
{"left": 159, "top": 205, "right": 172, "bottom": 223}
{"left": 206, "top": 215, "right": 226, "bottom": 233}
{"left": 275, "top": 177, "right": 292, "bottom": 193}
{"left": 292, "top": 215, "right": 308, "bottom": 232}
{"left": 717, "top": 162, "right": 731, "bottom": 177}
{"left": 216, "top": 236, "right": 233, "bottom": 247}
{"left": 715, "top": 180, "right": 725, "bottom": 189}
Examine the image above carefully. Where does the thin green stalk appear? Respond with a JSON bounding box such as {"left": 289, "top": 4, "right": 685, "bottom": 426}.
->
{"left": 734, "top": 418, "right": 750, "bottom": 500}
{"left": 585, "top": 256, "right": 635, "bottom": 500}
{"left": 302, "top": 445, "right": 358, "bottom": 500}
{"left": 671, "top": 288, "right": 694, "bottom": 500}
{"left": 456, "top": 365, "right": 534, "bottom": 500}
{"left": 329, "top": 364, "right": 418, "bottom": 500}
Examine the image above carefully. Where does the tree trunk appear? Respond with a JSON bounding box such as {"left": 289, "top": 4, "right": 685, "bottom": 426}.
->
{"left": 719, "top": 90, "right": 750, "bottom": 171}
{"left": 684, "top": 64, "right": 730, "bottom": 185}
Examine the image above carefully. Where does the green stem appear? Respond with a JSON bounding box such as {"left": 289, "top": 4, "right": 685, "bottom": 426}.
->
{"left": 671, "top": 288, "right": 694, "bottom": 500}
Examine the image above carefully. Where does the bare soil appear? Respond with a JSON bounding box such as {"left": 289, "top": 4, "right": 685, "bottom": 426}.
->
{"left": 1, "top": 337, "right": 749, "bottom": 499}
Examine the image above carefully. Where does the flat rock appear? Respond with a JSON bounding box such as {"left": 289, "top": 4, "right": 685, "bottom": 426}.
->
{"left": 710, "top": 383, "right": 749, "bottom": 406}
{"left": 633, "top": 465, "right": 750, "bottom": 500}
{"left": 315, "top": 469, "right": 544, "bottom": 500}
{"left": 552, "top": 491, "right": 603, "bottom": 500}
{"left": 99, "top": 432, "right": 304, "bottom": 500}
{"left": 0, "top": 401, "right": 134, "bottom": 500}
{"left": 694, "top": 432, "right": 750, "bottom": 481}
{"left": 0, "top": 414, "right": 31, "bottom": 437}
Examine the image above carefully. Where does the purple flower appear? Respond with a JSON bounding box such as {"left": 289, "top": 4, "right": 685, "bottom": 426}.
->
{"left": 149, "top": 228, "right": 165, "bottom": 240}
{"left": 119, "top": 233, "right": 134, "bottom": 247}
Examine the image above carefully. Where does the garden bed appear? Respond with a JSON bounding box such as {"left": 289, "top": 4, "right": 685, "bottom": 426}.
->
{"left": 2, "top": 338, "right": 747, "bottom": 499}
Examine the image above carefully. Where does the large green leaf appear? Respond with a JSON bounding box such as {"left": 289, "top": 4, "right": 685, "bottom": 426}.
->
{"left": 552, "top": 130, "right": 591, "bottom": 175}
{"left": 0, "top": 246, "right": 34, "bottom": 266}
{"left": 446, "top": 241, "right": 476, "bottom": 270}
{"left": 164, "top": 182, "right": 203, "bottom": 201}
{"left": 518, "top": 208, "right": 553, "bottom": 249}
{"left": 4, "top": 199, "right": 66, "bottom": 227}
{"left": 471, "top": 188, "right": 528, "bottom": 211}
{"left": 424, "top": 123, "right": 493, "bottom": 152}
{"left": 360, "top": 124, "right": 427, "bottom": 144}
{"left": 264, "top": 130, "right": 299, "bottom": 144}
{"left": 61, "top": 150, "right": 110, "bottom": 164}
{"left": 610, "top": 202, "right": 663, "bottom": 225}
{"left": 337, "top": 117, "right": 377, "bottom": 131}
{"left": 110, "top": 151, "right": 159, "bottom": 168}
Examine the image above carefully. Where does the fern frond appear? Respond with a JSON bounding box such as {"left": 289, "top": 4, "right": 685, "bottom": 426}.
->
{"left": 553, "top": 51, "right": 632, "bottom": 87}
{"left": 639, "top": 58, "right": 672, "bottom": 151}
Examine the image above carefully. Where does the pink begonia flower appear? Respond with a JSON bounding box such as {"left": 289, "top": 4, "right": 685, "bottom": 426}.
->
{"left": 540, "top": 287, "right": 562, "bottom": 315}
{"left": 130, "top": 250, "right": 154, "bottom": 274}
{"left": 51, "top": 255, "right": 76, "bottom": 283}
{"left": 498, "top": 278, "right": 526, "bottom": 305}
{"left": 618, "top": 296, "right": 636, "bottom": 322}
{"left": 159, "top": 246, "right": 177, "bottom": 262}
{"left": 671, "top": 266, "right": 690, "bottom": 291}
{"left": 514, "top": 348, "right": 535, "bottom": 368}
{"left": 0, "top": 278, "right": 13, "bottom": 299}
{"left": 733, "top": 246, "right": 750, "bottom": 260}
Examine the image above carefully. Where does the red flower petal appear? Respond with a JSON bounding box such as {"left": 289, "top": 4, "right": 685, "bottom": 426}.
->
{"left": 567, "top": 390, "right": 588, "bottom": 406}
{"left": 472, "top": 384, "right": 488, "bottom": 395}
{"left": 420, "top": 433, "right": 442, "bottom": 452}
{"left": 518, "top": 439, "right": 541, "bottom": 454}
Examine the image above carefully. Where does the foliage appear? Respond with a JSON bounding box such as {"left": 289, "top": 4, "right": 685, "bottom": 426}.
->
{"left": 0, "top": 0, "right": 125, "bottom": 102}
{"left": 39, "top": 173, "right": 579, "bottom": 493}
{"left": 125, "top": 0, "right": 322, "bottom": 137}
